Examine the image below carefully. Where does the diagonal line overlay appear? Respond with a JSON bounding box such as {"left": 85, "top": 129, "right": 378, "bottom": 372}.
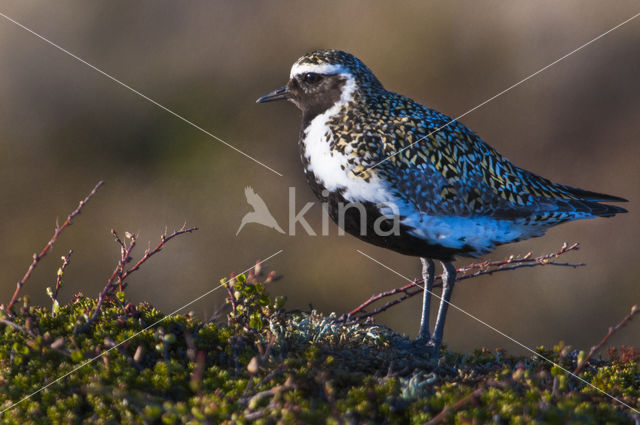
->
{"left": 0, "top": 12, "right": 283, "bottom": 177}
{"left": 356, "top": 249, "right": 640, "bottom": 415}
{"left": 0, "top": 249, "right": 284, "bottom": 415}
{"left": 2, "top": 3, "right": 638, "bottom": 417}
{"left": 362, "top": 10, "right": 640, "bottom": 175}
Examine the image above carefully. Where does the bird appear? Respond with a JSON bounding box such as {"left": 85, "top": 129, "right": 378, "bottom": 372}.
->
{"left": 236, "top": 186, "right": 285, "bottom": 236}
{"left": 256, "top": 49, "right": 627, "bottom": 354}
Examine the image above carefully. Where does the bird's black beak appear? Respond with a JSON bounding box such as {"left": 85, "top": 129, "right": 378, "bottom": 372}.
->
{"left": 256, "top": 85, "right": 290, "bottom": 103}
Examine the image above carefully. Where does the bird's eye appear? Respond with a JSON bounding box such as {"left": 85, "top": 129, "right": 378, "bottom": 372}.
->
{"left": 303, "top": 73, "right": 323, "bottom": 84}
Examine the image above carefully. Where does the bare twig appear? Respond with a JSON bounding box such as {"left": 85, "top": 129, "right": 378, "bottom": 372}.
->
{"left": 76, "top": 225, "right": 197, "bottom": 334}
{"left": 455, "top": 242, "right": 582, "bottom": 278}
{"left": 224, "top": 273, "right": 238, "bottom": 314}
{"left": 81, "top": 230, "right": 137, "bottom": 331}
{"left": 115, "top": 231, "right": 137, "bottom": 292}
{"left": 348, "top": 242, "right": 582, "bottom": 320}
{"left": 119, "top": 226, "right": 196, "bottom": 279}
{"left": 241, "top": 366, "right": 287, "bottom": 401}
{"left": 0, "top": 318, "right": 36, "bottom": 338}
{"left": 103, "top": 337, "right": 143, "bottom": 371}
{"left": 424, "top": 386, "right": 485, "bottom": 425}
{"left": 348, "top": 281, "right": 420, "bottom": 318}
{"left": 424, "top": 379, "right": 509, "bottom": 425}
{"left": 574, "top": 304, "right": 639, "bottom": 374}
{"left": 5, "top": 181, "right": 104, "bottom": 313}
{"left": 240, "top": 376, "right": 295, "bottom": 406}
{"left": 206, "top": 303, "right": 229, "bottom": 324}
{"left": 51, "top": 249, "right": 73, "bottom": 302}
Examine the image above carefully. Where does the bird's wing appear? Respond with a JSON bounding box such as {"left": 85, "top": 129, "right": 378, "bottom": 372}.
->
{"left": 365, "top": 93, "right": 626, "bottom": 221}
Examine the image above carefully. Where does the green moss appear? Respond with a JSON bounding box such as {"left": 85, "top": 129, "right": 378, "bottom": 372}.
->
{"left": 0, "top": 277, "right": 638, "bottom": 425}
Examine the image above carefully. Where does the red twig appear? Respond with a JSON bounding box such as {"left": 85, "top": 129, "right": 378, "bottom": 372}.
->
{"left": 5, "top": 181, "right": 104, "bottom": 313}
{"left": 52, "top": 249, "right": 74, "bottom": 302}
{"left": 424, "top": 386, "right": 485, "bottom": 425}
{"left": 114, "top": 230, "right": 137, "bottom": 291}
{"left": 0, "top": 317, "right": 36, "bottom": 338}
{"left": 574, "top": 304, "right": 640, "bottom": 374}
{"left": 120, "top": 226, "right": 196, "bottom": 278}
{"left": 81, "top": 230, "right": 135, "bottom": 329}
{"left": 114, "top": 231, "right": 136, "bottom": 292}
{"left": 77, "top": 225, "right": 197, "bottom": 333}
{"left": 348, "top": 242, "right": 582, "bottom": 320}
{"left": 224, "top": 273, "right": 238, "bottom": 314}
{"left": 456, "top": 242, "right": 581, "bottom": 276}
{"left": 348, "top": 282, "right": 419, "bottom": 318}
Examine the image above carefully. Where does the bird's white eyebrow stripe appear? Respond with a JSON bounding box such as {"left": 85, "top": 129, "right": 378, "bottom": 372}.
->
{"left": 290, "top": 63, "right": 348, "bottom": 78}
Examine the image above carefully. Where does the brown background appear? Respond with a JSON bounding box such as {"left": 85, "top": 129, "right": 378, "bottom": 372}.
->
{"left": 0, "top": 1, "right": 638, "bottom": 353}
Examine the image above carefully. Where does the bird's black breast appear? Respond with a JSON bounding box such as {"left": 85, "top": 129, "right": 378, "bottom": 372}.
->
{"left": 299, "top": 160, "right": 470, "bottom": 262}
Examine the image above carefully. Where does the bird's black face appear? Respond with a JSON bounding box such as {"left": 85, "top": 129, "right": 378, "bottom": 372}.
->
{"left": 257, "top": 72, "right": 347, "bottom": 123}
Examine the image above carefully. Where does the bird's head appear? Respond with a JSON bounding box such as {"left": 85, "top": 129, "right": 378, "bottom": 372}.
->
{"left": 257, "top": 49, "right": 382, "bottom": 120}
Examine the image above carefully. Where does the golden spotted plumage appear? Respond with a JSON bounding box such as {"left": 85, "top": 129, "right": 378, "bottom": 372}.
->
{"left": 294, "top": 50, "right": 626, "bottom": 225}
{"left": 259, "top": 48, "right": 627, "bottom": 353}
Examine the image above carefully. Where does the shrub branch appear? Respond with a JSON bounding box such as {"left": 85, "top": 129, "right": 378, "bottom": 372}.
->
{"left": 5, "top": 181, "right": 104, "bottom": 313}
{"left": 424, "top": 386, "right": 485, "bottom": 425}
{"left": 51, "top": 250, "right": 73, "bottom": 301}
{"left": 348, "top": 242, "right": 582, "bottom": 320}
{"left": 574, "top": 304, "right": 639, "bottom": 374}
{"left": 77, "top": 225, "right": 197, "bottom": 333}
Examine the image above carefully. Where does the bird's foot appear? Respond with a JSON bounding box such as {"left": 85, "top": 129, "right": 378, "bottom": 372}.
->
{"left": 412, "top": 336, "right": 441, "bottom": 357}
{"left": 413, "top": 335, "right": 429, "bottom": 346}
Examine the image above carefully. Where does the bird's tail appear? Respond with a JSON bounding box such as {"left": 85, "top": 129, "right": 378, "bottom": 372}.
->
{"left": 562, "top": 185, "right": 628, "bottom": 217}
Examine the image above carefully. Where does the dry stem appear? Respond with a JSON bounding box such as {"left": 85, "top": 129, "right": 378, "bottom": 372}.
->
{"left": 5, "top": 181, "right": 104, "bottom": 313}
{"left": 574, "top": 304, "right": 640, "bottom": 374}
{"left": 424, "top": 379, "right": 511, "bottom": 425}
{"left": 348, "top": 242, "right": 582, "bottom": 320}
{"left": 77, "top": 225, "right": 197, "bottom": 333}
{"left": 424, "top": 386, "right": 485, "bottom": 425}
{"left": 52, "top": 249, "right": 74, "bottom": 302}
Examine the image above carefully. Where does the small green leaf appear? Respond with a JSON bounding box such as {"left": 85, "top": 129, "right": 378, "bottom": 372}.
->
{"left": 249, "top": 311, "right": 263, "bottom": 330}
{"left": 116, "top": 291, "right": 126, "bottom": 303}
{"left": 70, "top": 351, "right": 84, "bottom": 363}
{"left": 274, "top": 296, "right": 287, "bottom": 309}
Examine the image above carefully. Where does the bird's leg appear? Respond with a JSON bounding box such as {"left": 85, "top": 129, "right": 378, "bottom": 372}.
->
{"left": 416, "top": 257, "right": 434, "bottom": 341}
{"left": 430, "top": 261, "right": 457, "bottom": 353}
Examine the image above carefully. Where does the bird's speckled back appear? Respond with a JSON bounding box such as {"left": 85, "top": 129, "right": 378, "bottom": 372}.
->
{"left": 295, "top": 49, "right": 626, "bottom": 225}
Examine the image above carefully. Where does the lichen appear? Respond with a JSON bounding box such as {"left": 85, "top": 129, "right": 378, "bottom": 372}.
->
{"left": 0, "top": 275, "right": 638, "bottom": 424}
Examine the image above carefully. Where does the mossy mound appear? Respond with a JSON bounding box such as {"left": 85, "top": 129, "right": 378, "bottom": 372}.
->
{"left": 1, "top": 281, "right": 638, "bottom": 424}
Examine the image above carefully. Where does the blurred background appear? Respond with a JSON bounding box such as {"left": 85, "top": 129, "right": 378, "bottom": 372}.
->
{"left": 0, "top": 1, "right": 638, "bottom": 353}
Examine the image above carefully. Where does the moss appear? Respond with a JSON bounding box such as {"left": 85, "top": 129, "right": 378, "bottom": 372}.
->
{"left": 0, "top": 276, "right": 638, "bottom": 425}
